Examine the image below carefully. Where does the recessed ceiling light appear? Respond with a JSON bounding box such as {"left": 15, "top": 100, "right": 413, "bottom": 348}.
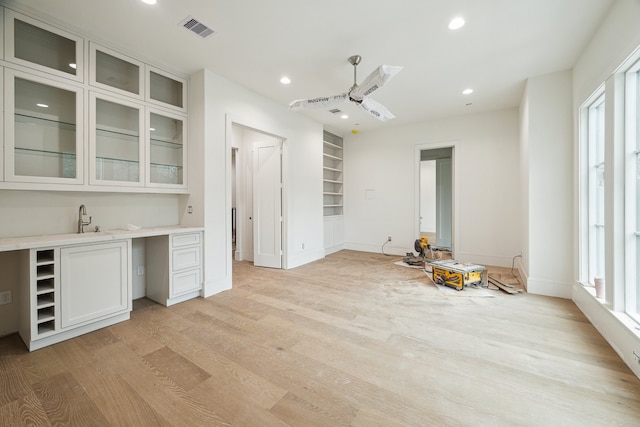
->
{"left": 462, "top": 88, "right": 473, "bottom": 95}
{"left": 141, "top": 0, "right": 157, "bottom": 5}
{"left": 149, "top": 127, "right": 156, "bottom": 131}
{"left": 36, "top": 103, "right": 48, "bottom": 108}
{"left": 341, "top": 114, "right": 349, "bottom": 119}
{"left": 448, "top": 17, "right": 465, "bottom": 30}
{"left": 280, "top": 76, "right": 291, "bottom": 85}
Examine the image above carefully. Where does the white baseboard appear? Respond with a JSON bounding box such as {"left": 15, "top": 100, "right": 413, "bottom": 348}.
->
{"left": 324, "top": 243, "right": 344, "bottom": 256}
{"left": 344, "top": 242, "right": 408, "bottom": 256}
{"left": 286, "top": 248, "right": 325, "bottom": 270}
{"left": 525, "top": 275, "right": 572, "bottom": 298}
{"left": 203, "top": 276, "right": 231, "bottom": 298}
{"left": 453, "top": 251, "right": 516, "bottom": 268}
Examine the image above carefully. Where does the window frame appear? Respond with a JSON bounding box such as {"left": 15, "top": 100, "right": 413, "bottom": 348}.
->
{"left": 579, "top": 87, "right": 606, "bottom": 290}
{"left": 625, "top": 57, "right": 640, "bottom": 322}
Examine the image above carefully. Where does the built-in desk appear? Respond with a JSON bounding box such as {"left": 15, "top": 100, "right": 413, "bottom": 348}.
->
{"left": 0, "top": 226, "right": 203, "bottom": 351}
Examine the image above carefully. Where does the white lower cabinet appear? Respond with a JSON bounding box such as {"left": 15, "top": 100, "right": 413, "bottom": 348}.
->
{"left": 324, "top": 215, "right": 344, "bottom": 255}
{"left": 60, "top": 241, "right": 130, "bottom": 328}
{"left": 146, "top": 231, "right": 202, "bottom": 306}
{"left": 19, "top": 240, "right": 131, "bottom": 351}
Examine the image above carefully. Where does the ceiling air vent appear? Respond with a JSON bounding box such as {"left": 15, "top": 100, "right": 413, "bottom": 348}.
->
{"left": 329, "top": 108, "right": 343, "bottom": 115}
{"left": 180, "top": 16, "right": 215, "bottom": 39}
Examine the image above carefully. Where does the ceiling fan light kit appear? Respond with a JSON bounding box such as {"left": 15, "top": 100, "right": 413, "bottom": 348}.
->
{"left": 289, "top": 55, "right": 403, "bottom": 122}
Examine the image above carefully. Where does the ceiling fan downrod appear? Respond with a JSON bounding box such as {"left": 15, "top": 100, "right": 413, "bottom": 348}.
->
{"left": 348, "top": 55, "right": 361, "bottom": 94}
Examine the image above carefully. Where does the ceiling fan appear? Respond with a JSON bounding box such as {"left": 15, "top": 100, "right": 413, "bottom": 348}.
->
{"left": 289, "top": 55, "right": 403, "bottom": 122}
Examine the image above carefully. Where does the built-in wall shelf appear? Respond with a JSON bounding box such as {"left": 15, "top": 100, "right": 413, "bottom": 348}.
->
{"left": 323, "top": 131, "right": 343, "bottom": 217}
{"left": 323, "top": 153, "right": 342, "bottom": 161}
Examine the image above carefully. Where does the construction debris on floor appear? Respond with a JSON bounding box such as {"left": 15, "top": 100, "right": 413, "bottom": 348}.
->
{"left": 399, "top": 237, "right": 523, "bottom": 294}
{"left": 487, "top": 275, "right": 522, "bottom": 294}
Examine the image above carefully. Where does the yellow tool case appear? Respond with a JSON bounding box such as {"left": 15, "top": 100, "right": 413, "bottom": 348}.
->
{"left": 430, "top": 260, "right": 486, "bottom": 291}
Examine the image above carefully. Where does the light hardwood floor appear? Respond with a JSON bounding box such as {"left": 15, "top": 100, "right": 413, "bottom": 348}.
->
{"left": 1, "top": 250, "right": 639, "bottom": 426}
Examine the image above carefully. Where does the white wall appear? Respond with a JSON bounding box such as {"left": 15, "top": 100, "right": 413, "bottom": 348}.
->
{"left": 0, "top": 190, "right": 182, "bottom": 237}
{"left": 520, "top": 70, "right": 574, "bottom": 298}
{"left": 343, "top": 108, "right": 520, "bottom": 267}
{"left": 571, "top": 0, "right": 640, "bottom": 379}
{"left": 190, "top": 69, "right": 325, "bottom": 297}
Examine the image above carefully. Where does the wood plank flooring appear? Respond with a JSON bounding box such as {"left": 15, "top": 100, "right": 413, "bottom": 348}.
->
{"left": 1, "top": 249, "right": 640, "bottom": 426}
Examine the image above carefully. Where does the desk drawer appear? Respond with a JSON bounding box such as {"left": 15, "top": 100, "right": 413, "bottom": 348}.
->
{"left": 172, "top": 268, "right": 201, "bottom": 296}
{"left": 172, "top": 232, "right": 201, "bottom": 248}
{"left": 172, "top": 246, "right": 201, "bottom": 271}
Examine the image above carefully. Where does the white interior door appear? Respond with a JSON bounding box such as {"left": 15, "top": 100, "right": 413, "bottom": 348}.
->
{"left": 252, "top": 140, "right": 282, "bottom": 268}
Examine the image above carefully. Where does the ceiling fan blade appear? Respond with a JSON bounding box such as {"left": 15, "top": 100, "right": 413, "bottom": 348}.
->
{"left": 289, "top": 93, "right": 348, "bottom": 110}
{"left": 349, "top": 65, "right": 403, "bottom": 101}
{"left": 358, "top": 97, "right": 396, "bottom": 122}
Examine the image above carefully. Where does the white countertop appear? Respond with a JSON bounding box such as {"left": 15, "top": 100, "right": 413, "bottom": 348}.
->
{"left": 0, "top": 226, "right": 204, "bottom": 252}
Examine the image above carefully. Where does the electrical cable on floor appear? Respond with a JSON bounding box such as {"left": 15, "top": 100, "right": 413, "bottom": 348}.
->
{"left": 381, "top": 239, "right": 393, "bottom": 256}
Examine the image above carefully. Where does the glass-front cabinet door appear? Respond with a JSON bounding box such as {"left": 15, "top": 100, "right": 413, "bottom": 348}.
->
{"left": 4, "top": 69, "right": 83, "bottom": 184}
{"left": 90, "top": 43, "right": 143, "bottom": 100}
{"left": 5, "top": 10, "right": 84, "bottom": 82}
{"left": 90, "top": 93, "right": 144, "bottom": 186}
{"left": 146, "top": 67, "right": 187, "bottom": 113}
{"left": 147, "top": 109, "right": 186, "bottom": 188}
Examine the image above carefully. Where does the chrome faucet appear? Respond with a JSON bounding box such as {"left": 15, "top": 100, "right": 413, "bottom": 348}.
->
{"left": 77, "top": 204, "right": 92, "bottom": 233}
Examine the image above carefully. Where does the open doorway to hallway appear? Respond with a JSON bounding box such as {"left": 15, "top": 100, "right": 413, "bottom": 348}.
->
{"left": 419, "top": 147, "right": 453, "bottom": 252}
{"left": 231, "top": 123, "right": 284, "bottom": 269}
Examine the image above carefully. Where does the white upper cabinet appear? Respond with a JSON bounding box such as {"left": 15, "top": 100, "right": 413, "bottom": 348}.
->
{"left": 89, "top": 92, "right": 144, "bottom": 186}
{"left": 146, "top": 66, "right": 187, "bottom": 113}
{"left": 147, "top": 109, "right": 186, "bottom": 188}
{"left": 4, "top": 69, "right": 84, "bottom": 184}
{"left": 0, "top": 6, "right": 189, "bottom": 192}
{"left": 4, "top": 10, "right": 84, "bottom": 83}
{"left": 90, "top": 43, "right": 144, "bottom": 100}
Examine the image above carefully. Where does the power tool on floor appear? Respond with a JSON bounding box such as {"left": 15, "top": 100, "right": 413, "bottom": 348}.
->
{"left": 403, "top": 237, "right": 431, "bottom": 266}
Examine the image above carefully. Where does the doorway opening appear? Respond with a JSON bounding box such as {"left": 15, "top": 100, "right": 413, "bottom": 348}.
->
{"left": 231, "top": 123, "right": 284, "bottom": 269}
{"left": 419, "top": 147, "right": 453, "bottom": 252}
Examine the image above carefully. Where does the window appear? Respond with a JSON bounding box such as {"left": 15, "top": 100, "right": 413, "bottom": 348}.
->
{"left": 581, "top": 92, "right": 605, "bottom": 290}
{"left": 626, "top": 58, "right": 640, "bottom": 322}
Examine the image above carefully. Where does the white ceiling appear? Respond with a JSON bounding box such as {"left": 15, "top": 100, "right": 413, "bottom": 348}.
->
{"left": 5, "top": 0, "right": 614, "bottom": 134}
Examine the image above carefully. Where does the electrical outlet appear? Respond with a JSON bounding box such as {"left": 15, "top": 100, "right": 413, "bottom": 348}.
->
{"left": 137, "top": 266, "right": 145, "bottom": 276}
{"left": 0, "top": 290, "right": 12, "bottom": 305}
{"left": 387, "top": 236, "right": 392, "bottom": 242}
{"left": 188, "top": 206, "right": 193, "bottom": 214}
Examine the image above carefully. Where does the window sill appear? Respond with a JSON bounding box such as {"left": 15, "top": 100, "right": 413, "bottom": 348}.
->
{"left": 577, "top": 282, "right": 640, "bottom": 336}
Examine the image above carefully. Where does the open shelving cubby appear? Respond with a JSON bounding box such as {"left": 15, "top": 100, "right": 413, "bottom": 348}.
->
{"left": 34, "top": 249, "right": 57, "bottom": 336}
{"left": 323, "top": 131, "right": 343, "bottom": 217}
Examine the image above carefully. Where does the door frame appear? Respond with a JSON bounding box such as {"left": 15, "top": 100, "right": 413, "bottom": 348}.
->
{"left": 414, "top": 141, "right": 457, "bottom": 257}
{"left": 226, "top": 114, "right": 288, "bottom": 269}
